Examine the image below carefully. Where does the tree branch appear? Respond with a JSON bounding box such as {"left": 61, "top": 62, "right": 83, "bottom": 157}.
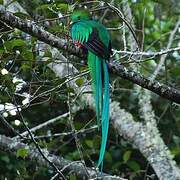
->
{"left": 122, "top": 2, "right": 180, "bottom": 180}
{"left": 16, "top": 112, "right": 70, "bottom": 138}
{"left": 0, "top": 135, "right": 126, "bottom": 180}
{"left": 150, "top": 19, "right": 180, "bottom": 81}
{"left": 0, "top": 5, "right": 180, "bottom": 104}
{"left": 109, "top": 61, "right": 180, "bottom": 104}
{"left": 113, "top": 46, "right": 180, "bottom": 57}
{"left": 0, "top": 5, "right": 83, "bottom": 57}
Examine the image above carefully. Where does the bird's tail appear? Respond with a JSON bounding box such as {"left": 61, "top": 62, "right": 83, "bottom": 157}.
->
{"left": 88, "top": 52, "right": 109, "bottom": 170}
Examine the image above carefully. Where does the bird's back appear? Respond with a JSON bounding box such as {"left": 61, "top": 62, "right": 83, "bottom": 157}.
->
{"left": 87, "top": 20, "right": 110, "bottom": 47}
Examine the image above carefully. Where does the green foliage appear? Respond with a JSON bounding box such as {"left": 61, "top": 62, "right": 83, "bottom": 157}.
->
{"left": 4, "top": 39, "right": 26, "bottom": 49}
{"left": 16, "top": 148, "right": 29, "bottom": 159}
{"left": 75, "top": 77, "right": 84, "bottom": 87}
{"left": 0, "top": 0, "right": 179, "bottom": 179}
{"left": 127, "top": 161, "right": 141, "bottom": 172}
{"left": 85, "top": 139, "right": 93, "bottom": 148}
{"left": 123, "top": 150, "right": 132, "bottom": 163}
{"left": 69, "top": 174, "right": 77, "bottom": 180}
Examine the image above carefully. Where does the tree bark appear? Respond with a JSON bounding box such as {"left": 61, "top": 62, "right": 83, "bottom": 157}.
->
{"left": 0, "top": 135, "right": 126, "bottom": 180}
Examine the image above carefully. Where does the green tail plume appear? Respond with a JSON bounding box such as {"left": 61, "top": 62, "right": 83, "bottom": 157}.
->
{"left": 88, "top": 52, "right": 109, "bottom": 169}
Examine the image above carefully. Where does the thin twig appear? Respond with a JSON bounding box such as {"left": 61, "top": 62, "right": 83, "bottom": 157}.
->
{"left": 113, "top": 46, "right": 180, "bottom": 57}
{"left": 106, "top": 2, "right": 140, "bottom": 49}
{"left": 150, "top": 19, "right": 180, "bottom": 81}
{"left": 66, "top": 58, "right": 90, "bottom": 177}
{"left": 12, "top": 97, "right": 66, "bottom": 180}
{"left": 0, "top": 113, "right": 26, "bottom": 138}
{"left": 14, "top": 112, "right": 70, "bottom": 138}
{"left": 34, "top": 125, "right": 97, "bottom": 139}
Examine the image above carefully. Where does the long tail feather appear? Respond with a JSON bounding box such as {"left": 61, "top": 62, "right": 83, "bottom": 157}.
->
{"left": 88, "top": 52, "right": 109, "bottom": 169}
{"left": 88, "top": 52, "right": 102, "bottom": 128}
{"left": 97, "top": 61, "right": 109, "bottom": 169}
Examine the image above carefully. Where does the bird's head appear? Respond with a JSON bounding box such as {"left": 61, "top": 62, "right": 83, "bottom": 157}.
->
{"left": 70, "top": 10, "right": 91, "bottom": 23}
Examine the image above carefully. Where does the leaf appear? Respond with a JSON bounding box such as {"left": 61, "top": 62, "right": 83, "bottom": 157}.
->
{"left": 4, "top": 39, "right": 26, "bottom": 50}
{"left": 93, "top": 135, "right": 100, "bottom": 149}
{"left": 36, "top": 4, "right": 57, "bottom": 18}
{"left": 123, "top": 150, "right": 132, "bottom": 162}
{"left": 0, "top": 48, "right": 4, "bottom": 55}
{"left": 21, "top": 63, "right": 31, "bottom": 72}
{"left": 22, "top": 49, "right": 34, "bottom": 61}
{"left": 171, "top": 147, "right": 180, "bottom": 156}
{"left": 85, "top": 140, "right": 93, "bottom": 148}
{"left": 11, "top": 39, "right": 26, "bottom": 48}
{"left": 69, "top": 174, "right": 77, "bottom": 180}
{"left": 57, "top": 3, "right": 68, "bottom": 11}
{"left": 14, "top": 12, "right": 29, "bottom": 19}
{"left": 105, "top": 151, "right": 112, "bottom": 163}
{"left": 16, "top": 148, "right": 28, "bottom": 159}
{"left": 66, "top": 87, "right": 74, "bottom": 93}
{"left": 171, "top": 66, "right": 180, "bottom": 76}
{"left": 67, "top": 150, "right": 79, "bottom": 160}
{"left": 75, "top": 78, "right": 84, "bottom": 87}
{"left": 44, "top": 50, "right": 52, "bottom": 58}
{"left": 0, "top": 156, "right": 10, "bottom": 163}
{"left": 127, "top": 161, "right": 141, "bottom": 172}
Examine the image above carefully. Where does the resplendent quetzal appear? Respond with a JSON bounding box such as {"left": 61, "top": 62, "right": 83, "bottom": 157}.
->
{"left": 70, "top": 10, "right": 111, "bottom": 169}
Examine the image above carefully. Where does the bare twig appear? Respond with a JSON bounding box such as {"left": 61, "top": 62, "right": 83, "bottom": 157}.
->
{"left": 33, "top": 125, "right": 97, "bottom": 139}
{"left": 150, "top": 19, "right": 180, "bottom": 81}
{"left": 106, "top": 2, "right": 140, "bottom": 49}
{"left": 113, "top": 46, "right": 180, "bottom": 57}
{"left": 14, "top": 112, "right": 70, "bottom": 138}
{"left": 0, "top": 113, "right": 24, "bottom": 138}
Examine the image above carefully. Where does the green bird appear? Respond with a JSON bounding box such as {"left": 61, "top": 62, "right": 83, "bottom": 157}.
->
{"left": 70, "top": 10, "right": 111, "bottom": 169}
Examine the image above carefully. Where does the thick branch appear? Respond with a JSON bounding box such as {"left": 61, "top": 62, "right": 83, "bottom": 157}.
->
{"left": 112, "top": 106, "right": 180, "bottom": 180}
{"left": 0, "top": 135, "right": 125, "bottom": 180}
{"left": 0, "top": 5, "right": 83, "bottom": 57}
{"left": 109, "top": 61, "right": 180, "bottom": 104}
{"left": 0, "top": 5, "right": 180, "bottom": 105}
